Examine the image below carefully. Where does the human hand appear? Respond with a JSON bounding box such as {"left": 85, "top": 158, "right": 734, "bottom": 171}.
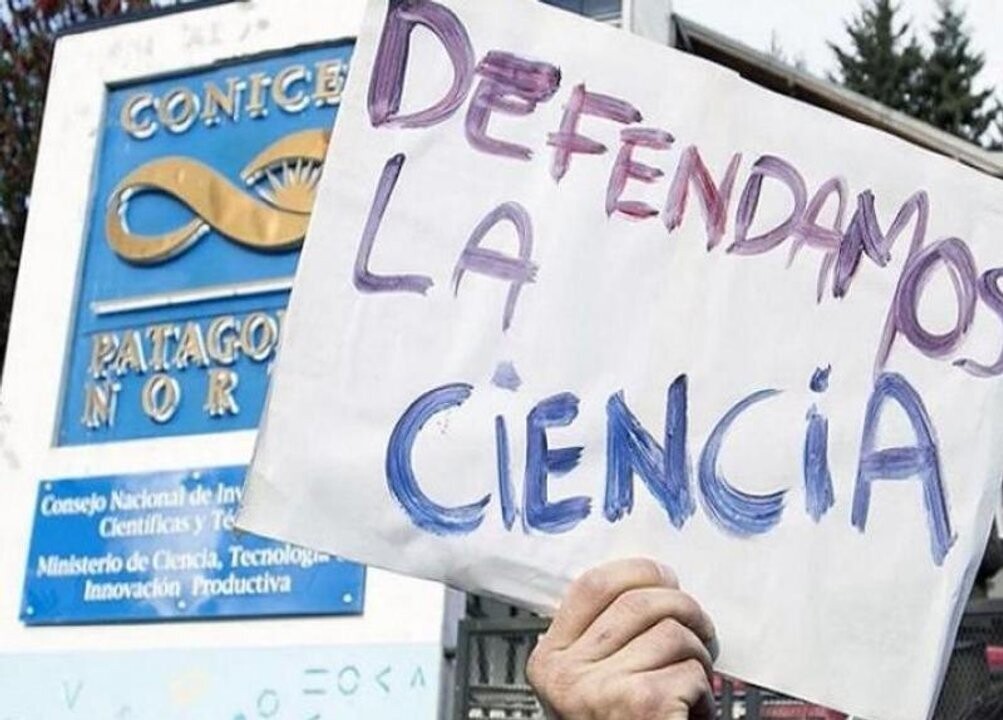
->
{"left": 526, "top": 558, "right": 718, "bottom": 720}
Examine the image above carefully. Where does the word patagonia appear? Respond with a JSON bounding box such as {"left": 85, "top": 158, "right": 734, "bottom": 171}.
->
{"left": 387, "top": 369, "right": 954, "bottom": 565}
{"left": 80, "top": 309, "right": 285, "bottom": 429}
{"left": 120, "top": 59, "right": 347, "bottom": 139}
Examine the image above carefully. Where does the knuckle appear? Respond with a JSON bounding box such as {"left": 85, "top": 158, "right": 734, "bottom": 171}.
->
{"left": 527, "top": 650, "right": 582, "bottom": 709}
{"left": 574, "top": 566, "right": 612, "bottom": 600}
{"left": 673, "top": 592, "right": 713, "bottom": 639}
{"left": 575, "top": 678, "right": 606, "bottom": 716}
{"left": 673, "top": 591, "right": 702, "bottom": 622}
{"left": 624, "top": 679, "right": 665, "bottom": 719}
{"left": 525, "top": 645, "right": 546, "bottom": 688}
{"left": 654, "top": 618, "right": 688, "bottom": 648}
{"left": 549, "top": 660, "right": 581, "bottom": 695}
{"left": 681, "top": 657, "right": 711, "bottom": 687}
{"left": 618, "top": 589, "right": 653, "bottom": 619}
{"left": 527, "top": 645, "right": 560, "bottom": 690}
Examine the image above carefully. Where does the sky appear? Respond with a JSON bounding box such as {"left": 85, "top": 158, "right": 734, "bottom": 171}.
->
{"left": 671, "top": 0, "right": 1003, "bottom": 96}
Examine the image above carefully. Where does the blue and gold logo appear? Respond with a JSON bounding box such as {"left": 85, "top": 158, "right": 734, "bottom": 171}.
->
{"left": 60, "top": 42, "right": 354, "bottom": 445}
{"left": 105, "top": 128, "right": 329, "bottom": 264}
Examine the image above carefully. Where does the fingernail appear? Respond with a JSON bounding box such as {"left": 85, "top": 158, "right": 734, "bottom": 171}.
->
{"left": 706, "top": 636, "right": 720, "bottom": 663}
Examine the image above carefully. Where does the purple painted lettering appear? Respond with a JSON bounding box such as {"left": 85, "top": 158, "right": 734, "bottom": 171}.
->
{"left": 605, "top": 128, "right": 673, "bottom": 220}
{"left": 955, "top": 268, "right": 1003, "bottom": 377}
{"left": 730, "top": 155, "right": 807, "bottom": 256}
{"left": 452, "top": 202, "right": 537, "bottom": 331}
{"left": 663, "top": 146, "right": 742, "bottom": 249}
{"left": 875, "top": 237, "right": 978, "bottom": 373}
{"left": 368, "top": 0, "right": 475, "bottom": 129}
{"left": 465, "top": 51, "right": 561, "bottom": 160}
{"left": 833, "top": 190, "right": 928, "bottom": 298}
{"left": 547, "top": 83, "right": 642, "bottom": 182}
{"left": 354, "top": 154, "right": 434, "bottom": 295}
{"left": 787, "top": 177, "right": 848, "bottom": 302}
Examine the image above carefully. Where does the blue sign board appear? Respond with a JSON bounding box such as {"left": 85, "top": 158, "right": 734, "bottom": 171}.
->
{"left": 59, "top": 42, "right": 354, "bottom": 445}
{"left": 21, "top": 468, "right": 365, "bottom": 624}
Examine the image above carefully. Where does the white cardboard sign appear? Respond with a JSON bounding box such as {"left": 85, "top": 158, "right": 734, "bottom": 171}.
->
{"left": 238, "top": 1, "right": 1003, "bottom": 717}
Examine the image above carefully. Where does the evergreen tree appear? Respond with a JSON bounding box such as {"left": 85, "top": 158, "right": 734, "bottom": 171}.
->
{"left": 912, "top": 0, "right": 997, "bottom": 145}
{"left": 987, "top": 101, "right": 1003, "bottom": 150}
{"left": 768, "top": 30, "right": 807, "bottom": 73}
{"left": 0, "top": 0, "right": 159, "bottom": 373}
{"left": 829, "top": 0, "right": 924, "bottom": 114}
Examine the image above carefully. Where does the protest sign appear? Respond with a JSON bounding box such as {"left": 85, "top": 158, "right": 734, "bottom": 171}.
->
{"left": 237, "top": 0, "right": 1003, "bottom": 717}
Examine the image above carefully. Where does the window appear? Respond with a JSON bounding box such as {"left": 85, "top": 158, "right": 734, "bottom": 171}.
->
{"left": 540, "top": 0, "right": 622, "bottom": 21}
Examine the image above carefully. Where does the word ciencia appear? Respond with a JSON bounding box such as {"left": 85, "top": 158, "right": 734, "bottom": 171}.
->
{"left": 354, "top": 0, "right": 1003, "bottom": 377}
{"left": 387, "top": 368, "right": 955, "bottom": 566}
{"left": 81, "top": 309, "right": 284, "bottom": 429}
